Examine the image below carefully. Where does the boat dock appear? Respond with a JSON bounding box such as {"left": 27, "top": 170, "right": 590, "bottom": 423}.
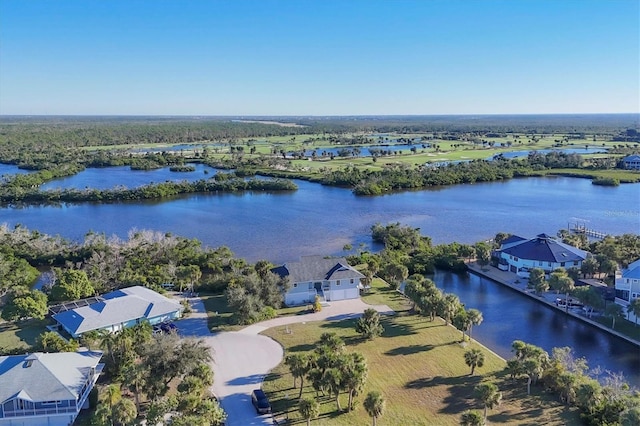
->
{"left": 569, "top": 223, "right": 608, "bottom": 239}
{"left": 465, "top": 262, "right": 640, "bottom": 348}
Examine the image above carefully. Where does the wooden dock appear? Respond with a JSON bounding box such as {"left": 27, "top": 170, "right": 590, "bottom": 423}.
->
{"left": 569, "top": 223, "right": 608, "bottom": 239}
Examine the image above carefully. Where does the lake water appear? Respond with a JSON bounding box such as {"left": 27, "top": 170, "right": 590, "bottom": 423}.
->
{"left": 40, "top": 164, "right": 221, "bottom": 190}
{"left": 2, "top": 176, "right": 638, "bottom": 263}
{"left": 2, "top": 172, "right": 639, "bottom": 385}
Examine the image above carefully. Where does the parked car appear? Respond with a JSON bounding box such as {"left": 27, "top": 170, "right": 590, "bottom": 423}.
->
{"left": 251, "top": 389, "right": 271, "bottom": 415}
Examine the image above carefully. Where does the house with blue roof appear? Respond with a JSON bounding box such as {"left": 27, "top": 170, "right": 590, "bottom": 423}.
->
{"left": 272, "top": 255, "right": 365, "bottom": 306}
{"left": 53, "top": 286, "right": 183, "bottom": 338}
{"left": 615, "top": 258, "right": 640, "bottom": 322}
{"left": 0, "top": 351, "right": 103, "bottom": 426}
{"left": 496, "top": 233, "right": 588, "bottom": 276}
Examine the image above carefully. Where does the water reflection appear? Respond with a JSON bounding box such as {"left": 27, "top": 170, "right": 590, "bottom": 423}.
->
{"left": 432, "top": 270, "right": 640, "bottom": 387}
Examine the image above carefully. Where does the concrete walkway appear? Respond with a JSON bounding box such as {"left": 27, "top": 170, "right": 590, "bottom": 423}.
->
{"left": 175, "top": 297, "right": 393, "bottom": 426}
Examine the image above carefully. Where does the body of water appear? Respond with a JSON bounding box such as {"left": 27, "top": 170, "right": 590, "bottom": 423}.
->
{"left": 40, "top": 164, "right": 220, "bottom": 190}
{"left": 433, "top": 269, "right": 640, "bottom": 387}
{"left": 2, "top": 176, "right": 638, "bottom": 263}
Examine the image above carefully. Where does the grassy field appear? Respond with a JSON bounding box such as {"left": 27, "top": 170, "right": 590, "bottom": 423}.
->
{"left": 261, "top": 314, "right": 578, "bottom": 425}
{"left": 0, "top": 318, "right": 48, "bottom": 353}
{"left": 538, "top": 168, "right": 640, "bottom": 183}
{"left": 260, "top": 281, "right": 579, "bottom": 425}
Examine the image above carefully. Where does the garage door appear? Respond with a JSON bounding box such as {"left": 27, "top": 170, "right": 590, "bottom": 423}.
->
{"left": 344, "top": 288, "right": 359, "bottom": 299}
{"left": 331, "top": 289, "right": 346, "bottom": 300}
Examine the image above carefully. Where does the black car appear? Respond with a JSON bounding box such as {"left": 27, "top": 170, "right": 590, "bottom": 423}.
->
{"left": 251, "top": 389, "right": 271, "bottom": 415}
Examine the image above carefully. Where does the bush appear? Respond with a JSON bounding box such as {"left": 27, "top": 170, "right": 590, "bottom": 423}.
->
{"left": 260, "top": 306, "right": 277, "bottom": 321}
{"left": 592, "top": 177, "right": 620, "bottom": 186}
{"left": 313, "top": 295, "right": 322, "bottom": 312}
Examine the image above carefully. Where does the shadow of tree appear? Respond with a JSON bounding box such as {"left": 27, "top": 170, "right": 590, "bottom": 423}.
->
{"left": 405, "top": 374, "right": 483, "bottom": 415}
{"left": 385, "top": 344, "right": 435, "bottom": 356}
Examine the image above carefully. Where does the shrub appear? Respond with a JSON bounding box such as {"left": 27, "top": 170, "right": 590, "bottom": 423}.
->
{"left": 313, "top": 295, "right": 322, "bottom": 312}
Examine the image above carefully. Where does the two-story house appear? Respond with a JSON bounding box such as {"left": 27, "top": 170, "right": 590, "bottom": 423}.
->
{"left": 496, "top": 233, "right": 588, "bottom": 276}
{"left": 615, "top": 258, "right": 640, "bottom": 322}
{"left": 0, "top": 351, "right": 104, "bottom": 426}
{"left": 272, "top": 255, "right": 365, "bottom": 306}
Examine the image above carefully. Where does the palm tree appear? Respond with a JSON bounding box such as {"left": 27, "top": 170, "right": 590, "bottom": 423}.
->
{"left": 460, "top": 410, "right": 484, "bottom": 425}
{"left": 464, "top": 349, "right": 485, "bottom": 375}
{"left": 627, "top": 298, "right": 640, "bottom": 326}
{"left": 474, "top": 382, "right": 502, "bottom": 422}
{"left": 298, "top": 397, "right": 320, "bottom": 426}
{"left": 121, "top": 362, "right": 147, "bottom": 412}
{"left": 98, "top": 330, "right": 118, "bottom": 367}
{"left": 363, "top": 391, "right": 385, "bottom": 426}
{"left": 523, "top": 358, "right": 543, "bottom": 395}
{"left": 285, "top": 353, "right": 308, "bottom": 392}
{"left": 113, "top": 398, "right": 137, "bottom": 426}
{"left": 323, "top": 367, "right": 343, "bottom": 411}
{"left": 466, "top": 309, "right": 483, "bottom": 341}
{"left": 341, "top": 352, "right": 368, "bottom": 412}
{"left": 605, "top": 303, "right": 624, "bottom": 329}
{"left": 355, "top": 308, "right": 384, "bottom": 340}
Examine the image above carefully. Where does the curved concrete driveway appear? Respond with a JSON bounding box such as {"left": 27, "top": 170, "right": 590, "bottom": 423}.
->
{"left": 176, "top": 297, "right": 393, "bottom": 426}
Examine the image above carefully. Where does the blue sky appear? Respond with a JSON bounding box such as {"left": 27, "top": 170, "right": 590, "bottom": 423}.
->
{"left": 0, "top": 0, "right": 638, "bottom": 115}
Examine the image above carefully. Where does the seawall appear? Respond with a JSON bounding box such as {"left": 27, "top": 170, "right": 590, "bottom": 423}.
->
{"left": 466, "top": 262, "right": 640, "bottom": 348}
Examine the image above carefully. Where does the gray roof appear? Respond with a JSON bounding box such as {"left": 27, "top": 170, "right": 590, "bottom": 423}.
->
{"left": 501, "top": 233, "right": 588, "bottom": 263}
{"left": 53, "top": 286, "right": 182, "bottom": 335}
{"left": 0, "top": 351, "right": 103, "bottom": 404}
{"left": 272, "top": 255, "right": 365, "bottom": 283}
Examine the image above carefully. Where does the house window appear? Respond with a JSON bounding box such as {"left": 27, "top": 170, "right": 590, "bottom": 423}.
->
{"left": 293, "top": 283, "right": 297, "bottom": 288}
{"left": 574, "top": 261, "right": 579, "bottom": 266}
{"left": 514, "top": 257, "right": 519, "bottom": 261}
{"left": 308, "top": 283, "right": 313, "bottom": 289}
{"left": 336, "top": 280, "right": 341, "bottom": 286}
{"left": 560, "top": 262, "right": 565, "bottom": 267}
{"left": 538, "top": 261, "right": 543, "bottom": 266}
{"left": 547, "top": 262, "right": 552, "bottom": 267}
{"left": 350, "top": 279, "right": 354, "bottom": 284}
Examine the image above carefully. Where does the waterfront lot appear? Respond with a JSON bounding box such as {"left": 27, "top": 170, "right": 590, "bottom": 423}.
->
{"left": 261, "top": 312, "right": 579, "bottom": 425}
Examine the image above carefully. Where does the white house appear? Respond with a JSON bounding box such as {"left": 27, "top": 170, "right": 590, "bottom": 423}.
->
{"left": 615, "top": 258, "right": 640, "bottom": 323}
{"left": 53, "top": 286, "right": 183, "bottom": 338}
{"left": 0, "top": 351, "right": 104, "bottom": 426}
{"left": 622, "top": 154, "right": 640, "bottom": 170}
{"left": 496, "top": 233, "right": 588, "bottom": 276}
{"left": 272, "top": 255, "right": 365, "bottom": 306}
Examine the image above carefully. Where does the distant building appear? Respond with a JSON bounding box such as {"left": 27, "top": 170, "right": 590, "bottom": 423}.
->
{"left": 53, "top": 286, "right": 183, "bottom": 338}
{"left": 615, "top": 259, "right": 640, "bottom": 322}
{"left": 496, "top": 233, "right": 588, "bottom": 276}
{"left": 272, "top": 255, "right": 365, "bottom": 306}
{"left": 622, "top": 154, "right": 640, "bottom": 170}
{"left": 0, "top": 351, "right": 104, "bottom": 426}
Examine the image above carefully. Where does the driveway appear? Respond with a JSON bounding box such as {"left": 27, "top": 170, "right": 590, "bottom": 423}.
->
{"left": 175, "top": 297, "right": 393, "bottom": 426}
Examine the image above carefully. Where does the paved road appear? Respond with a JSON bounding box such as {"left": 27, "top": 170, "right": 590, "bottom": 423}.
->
{"left": 175, "top": 297, "right": 393, "bottom": 426}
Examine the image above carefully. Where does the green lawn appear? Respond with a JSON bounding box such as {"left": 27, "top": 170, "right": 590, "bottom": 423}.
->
{"left": 261, "top": 314, "right": 578, "bottom": 425}
{"left": 0, "top": 318, "right": 49, "bottom": 353}
{"left": 260, "top": 280, "right": 578, "bottom": 425}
